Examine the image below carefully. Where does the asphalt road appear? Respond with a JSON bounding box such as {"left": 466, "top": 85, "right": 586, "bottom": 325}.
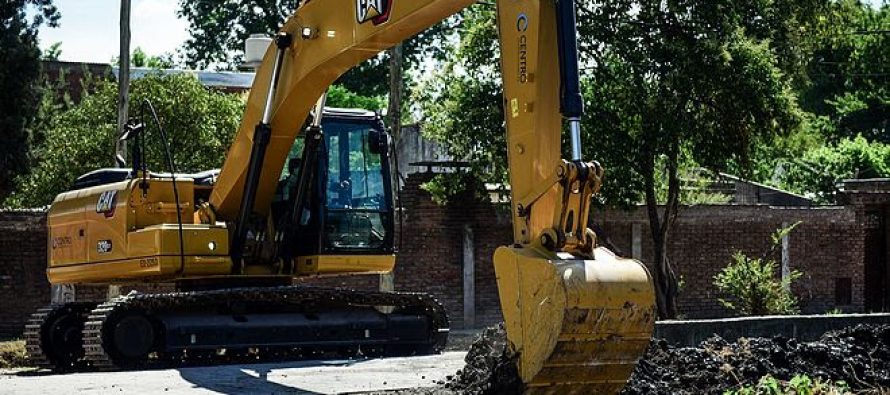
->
{"left": 0, "top": 352, "right": 467, "bottom": 394}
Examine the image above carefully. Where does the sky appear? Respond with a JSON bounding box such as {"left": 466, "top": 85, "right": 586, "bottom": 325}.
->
{"left": 36, "top": 0, "right": 189, "bottom": 64}
{"left": 37, "top": 0, "right": 887, "bottom": 67}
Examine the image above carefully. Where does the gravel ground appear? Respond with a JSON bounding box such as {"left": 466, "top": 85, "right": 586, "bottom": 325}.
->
{"left": 0, "top": 353, "right": 467, "bottom": 395}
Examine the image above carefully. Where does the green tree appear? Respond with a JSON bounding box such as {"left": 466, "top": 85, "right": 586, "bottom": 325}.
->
{"left": 583, "top": 0, "right": 813, "bottom": 317}
{"left": 0, "top": 0, "right": 59, "bottom": 201}
{"left": 177, "top": 0, "right": 300, "bottom": 70}
{"left": 112, "top": 47, "right": 176, "bottom": 69}
{"left": 801, "top": 1, "right": 888, "bottom": 142}
{"left": 4, "top": 74, "right": 244, "bottom": 208}
{"left": 132, "top": 47, "right": 175, "bottom": 69}
{"left": 779, "top": 135, "right": 890, "bottom": 203}
{"left": 418, "top": 6, "right": 506, "bottom": 190}
{"left": 325, "top": 85, "right": 385, "bottom": 111}
{"left": 42, "top": 41, "right": 62, "bottom": 60}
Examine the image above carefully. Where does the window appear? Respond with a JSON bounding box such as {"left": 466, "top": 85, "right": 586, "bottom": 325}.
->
{"left": 835, "top": 277, "right": 852, "bottom": 306}
{"left": 323, "top": 121, "right": 390, "bottom": 250}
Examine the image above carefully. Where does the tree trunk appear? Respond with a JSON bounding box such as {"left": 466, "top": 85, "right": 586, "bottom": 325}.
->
{"left": 642, "top": 149, "right": 681, "bottom": 319}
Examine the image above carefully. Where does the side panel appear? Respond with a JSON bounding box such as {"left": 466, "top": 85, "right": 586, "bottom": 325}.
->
{"left": 47, "top": 179, "right": 232, "bottom": 284}
{"left": 49, "top": 182, "right": 131, "bottom": 267}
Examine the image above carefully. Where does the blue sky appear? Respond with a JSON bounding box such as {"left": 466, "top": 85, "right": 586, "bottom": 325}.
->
{"left": 38, "top": 0, "right": 887, "bottom": 67}
{"left": 37, "top": 0, "right": 188, "bottom": 64}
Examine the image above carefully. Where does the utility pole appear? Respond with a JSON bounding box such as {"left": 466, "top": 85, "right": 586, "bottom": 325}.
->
{"left": 116, "top": 0, "right": 131, "bottom": 167}
{"left": 108, "top": 0, "right": 131, "bottom": 302}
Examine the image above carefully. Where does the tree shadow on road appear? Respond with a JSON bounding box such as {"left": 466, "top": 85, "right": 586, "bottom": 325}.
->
{"left": 177, "top": 359, "right": 365, "bottom": 394}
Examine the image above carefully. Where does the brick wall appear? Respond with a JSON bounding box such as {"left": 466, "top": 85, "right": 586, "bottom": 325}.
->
{"left": 594, "top": 206, "right": 864, "bottom": 318}
{"left": 393, "top": 173, "right": 512, "bottom": 329}
{"left": 1, "top": 176, "right": 885, "bottom": 337}
{"left": 0, "top": 211, "right": 50, "bottom": 338}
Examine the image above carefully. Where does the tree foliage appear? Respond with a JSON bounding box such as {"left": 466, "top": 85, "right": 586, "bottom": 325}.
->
{"left": 4, "top": 74, "right": 244, "bottom": 208}
{"left": 176, "top": 0, "right": 455, "bottom": 97}
{"left": 801, "top": 1, "right": 889, "bottom": 142}
{"left": 584, "top": 0, "right": 818, "bottom": 318}
{"left": 113, "top": 47, "right": 176, "bottom": 69}
{"left": 779, "top": 135, "right": 890, "bottom": 203}
{"left": 177, "top": 0, "right": 299, "bottom": 70}
{"left": 417, "top": 6, "right": 506, "bottom": 193}
{"left": 0, "top": 0, "right": 59, "bottom": 200}
{"left": 326, "top": 84, "right": 385, "bottom": 111}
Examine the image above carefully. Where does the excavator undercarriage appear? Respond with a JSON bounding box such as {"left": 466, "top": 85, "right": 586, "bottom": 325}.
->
{"left": 27, "top": 286, "right": 447, "bottom": 371}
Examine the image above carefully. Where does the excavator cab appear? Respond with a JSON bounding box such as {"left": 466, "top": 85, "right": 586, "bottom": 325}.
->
{"left": 272, "top": 108, "right": 395, "bottom": 263}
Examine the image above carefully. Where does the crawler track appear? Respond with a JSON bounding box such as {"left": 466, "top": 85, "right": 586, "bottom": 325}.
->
{"left": 24, "top": 303, "right": 96, "bottom": 371}
{"left": 78, "top": 285, "right": 448, "bottom": 370}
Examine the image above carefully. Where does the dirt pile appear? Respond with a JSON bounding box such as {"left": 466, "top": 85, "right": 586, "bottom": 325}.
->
{"left": 438, "top": 324, "right": 522, "bottom": 394}
{"left": 622, "top": 324, "right": 890, "bottom": 394}
{"left": 382, "top": 323, "right": 890, "bottom": 394}
{"left": 377, "top": 324, "right": 520, "bottom": 395}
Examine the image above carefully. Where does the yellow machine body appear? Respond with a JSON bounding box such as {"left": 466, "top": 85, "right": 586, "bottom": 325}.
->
{"left": 44, "top": 0, "right": 655, "bottom": 391}
{"left": 47, "top": 177, "right": 394, "bottom": 284}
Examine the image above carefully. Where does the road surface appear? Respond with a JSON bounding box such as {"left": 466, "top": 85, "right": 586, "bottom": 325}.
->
{"left": 0, "top": 352, "right": 467, "bottom": 394}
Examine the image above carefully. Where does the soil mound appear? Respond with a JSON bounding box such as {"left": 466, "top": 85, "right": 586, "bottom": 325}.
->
{"left": 439, "top": 323, "right": 522, "bottom": 394}
{"left": 384, "top": 323, "right": 890, "bottom": 394}
{"left": 622, "top": 324, "right": 890, "bottom": 394}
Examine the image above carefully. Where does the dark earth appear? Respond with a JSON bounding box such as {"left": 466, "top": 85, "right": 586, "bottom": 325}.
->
{"left": 377, "top": 324, "right": 890, "bottom": 394}
{"left": 623, "top": 324, "right": 890, "bottom": 394}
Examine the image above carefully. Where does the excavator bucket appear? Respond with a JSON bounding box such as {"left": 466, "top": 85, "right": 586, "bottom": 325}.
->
{"left": 494, "top": 246, "right": 656, "bottom": 394}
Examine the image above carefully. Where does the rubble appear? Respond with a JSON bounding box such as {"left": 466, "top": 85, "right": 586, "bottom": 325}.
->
{"left": 374, "top": 324, "right": 521, "bottom": 395}
{"left": 387, "top": 323, "right": 890, "bottom": 395}
{"left": 623, "top": 324, "right": 890, "bottom": 394}
{"left": 439, "top": 324, "right": 522, "bottom": 395}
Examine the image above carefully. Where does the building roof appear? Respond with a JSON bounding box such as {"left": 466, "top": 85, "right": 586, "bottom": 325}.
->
{"left": 111, "top": 67, "right": 255, "bottom": 91}
{"left": 715, "top": 172, "right": 813, "bottom": 206}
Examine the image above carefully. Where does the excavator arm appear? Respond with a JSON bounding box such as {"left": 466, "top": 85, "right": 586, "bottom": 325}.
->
{"left": 209, "top": 0, "right": 476, "bottom": 219}
{"left": 207, "top": 0, "right": 656, "bottom": 392}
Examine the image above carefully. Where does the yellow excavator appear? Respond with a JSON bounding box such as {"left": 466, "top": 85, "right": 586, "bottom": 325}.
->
{"left": 26, "top": 0, "right": 655, "bottom": 392}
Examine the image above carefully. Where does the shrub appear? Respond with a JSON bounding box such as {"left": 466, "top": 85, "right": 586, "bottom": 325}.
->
{"left": 714, "top": 223, "right": 802, "bottom": 316}
{"left": 0, "top": 340, "right": 28, "bottom": 369}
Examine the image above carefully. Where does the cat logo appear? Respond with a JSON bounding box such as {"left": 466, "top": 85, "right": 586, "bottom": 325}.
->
{"left": 96, "top": 190, "right": 118, "bottom": 218}
{"left": 356, "top": 0, "right": 391, "bottom": 25}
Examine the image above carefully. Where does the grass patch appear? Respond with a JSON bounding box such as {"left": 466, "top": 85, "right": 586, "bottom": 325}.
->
{"left": 0, "top": 340, "right": 29, "bottom": 369}
{"left": 725, "top": 374, "right": 852, "bottom": 395}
